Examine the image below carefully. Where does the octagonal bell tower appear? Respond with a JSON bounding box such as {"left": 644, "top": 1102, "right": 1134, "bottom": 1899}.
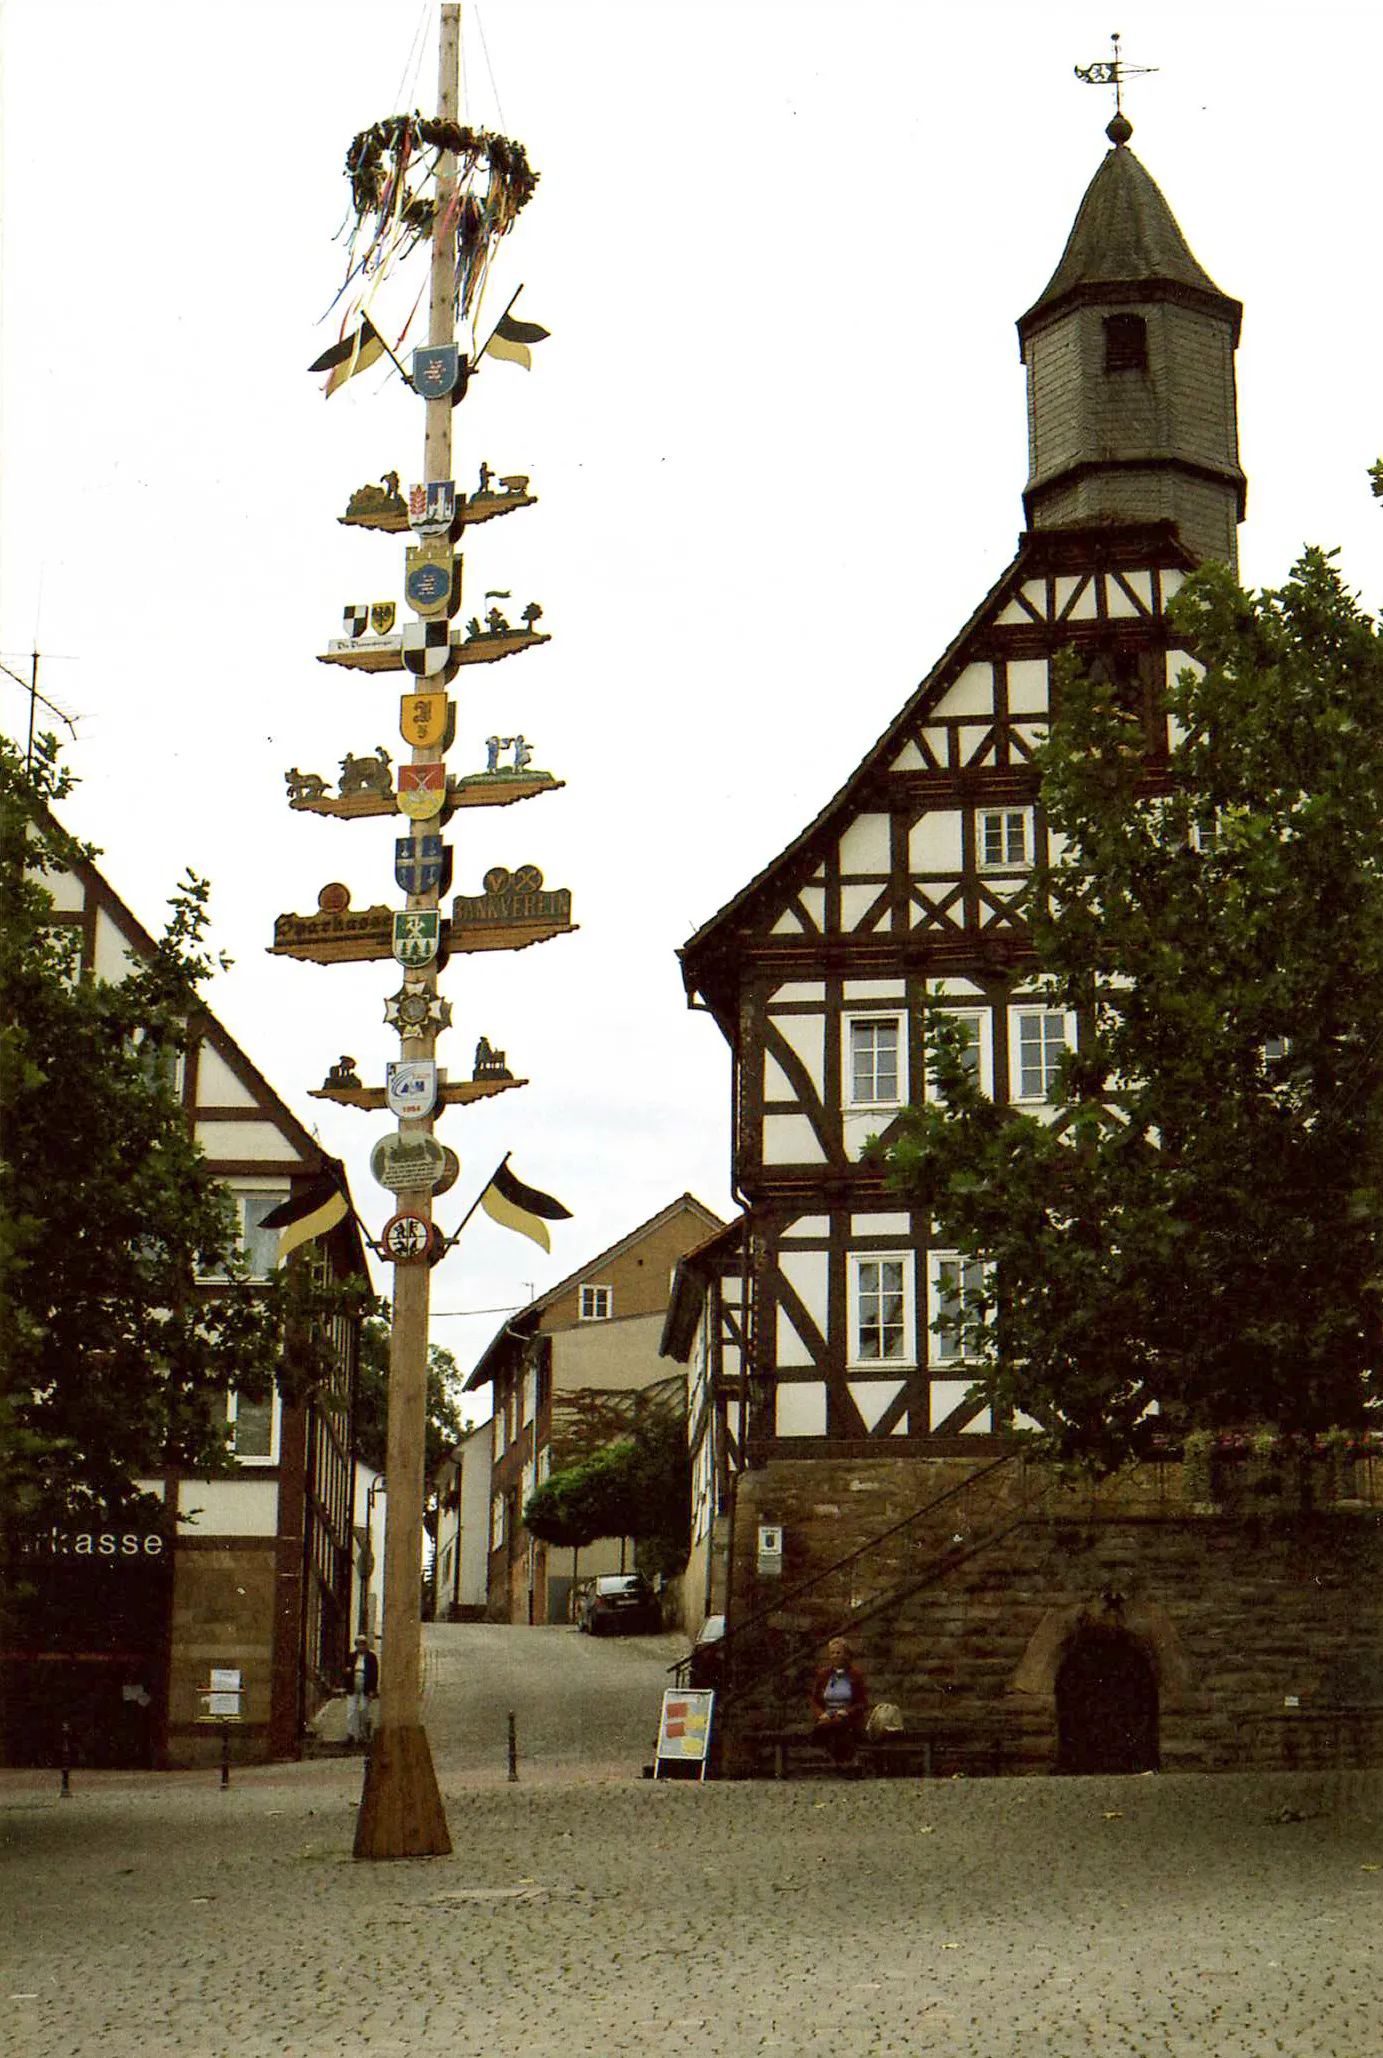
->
{"left": 1017, "top": 115, "right": 1246, "bottom": 573}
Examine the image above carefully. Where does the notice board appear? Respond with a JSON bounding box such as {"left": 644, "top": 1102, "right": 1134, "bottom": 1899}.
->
{"left": 654, "top": 1688, "right": 715, "bottom": 1780}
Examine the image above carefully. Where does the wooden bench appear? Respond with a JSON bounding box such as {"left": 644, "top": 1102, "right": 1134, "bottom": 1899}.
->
{"left": 750, "top": 1718, "right": 1004, "bottom": 1781}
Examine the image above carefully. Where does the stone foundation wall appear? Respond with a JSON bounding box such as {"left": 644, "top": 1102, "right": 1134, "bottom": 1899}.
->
{"left": 723, "top": 1457, "right": 1383, "bottom": 1776}
{"left": 166, "top": 1541, "right": 277, "bottom": 1766}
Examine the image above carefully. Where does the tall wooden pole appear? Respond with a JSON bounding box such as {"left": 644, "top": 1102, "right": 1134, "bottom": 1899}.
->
{"left": 353, "top": 0, "right": 461, "bottom": 1862}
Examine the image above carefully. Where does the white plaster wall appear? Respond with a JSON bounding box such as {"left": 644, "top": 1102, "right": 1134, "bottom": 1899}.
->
{"left": 1007, "top": 659, "right": 1048, "bottom": 713}
{"left": 553, "top": 1311, "right": 668, "bottom": 1392}
{"left": 852, "top": 1213, "right": 910, "bottom": 1237}
{"left": 763, "top": 1113, "right": 826, "bottom": 1165}
{"left": 196, "top": 1122, "right": 306, "bottom": 1163}
{"left": 776, "top": 1384, "right": 827, "bottom": 1436}
{"left": 837, "top": 812, "right": 890, "bottom": 873}
{"left": 773, "top": 1010, "right": 825, "bottom": 1095}
{"left": 775, "top": 1301, "right": 817, "bottom": 1368}
{"left": 934, "top": 662, "right": 993, "bottom": 717}
{"left": 195, "top": 1048, "right": 260, "bottom": 1107}
{"left": 175, "top": 1478, "right": 279, "bottom": 1536}
{"left": 93, "top": 907, "right": 141, "bottom": 983}
{"left": 840, "top": 882, "right": 883, "bottom": 930}
{"left": 850, "top": 1378, "right": 904, "bottom": 1432}
{"left": 778, "top": 1248, "right": 828, "bottom": 1333}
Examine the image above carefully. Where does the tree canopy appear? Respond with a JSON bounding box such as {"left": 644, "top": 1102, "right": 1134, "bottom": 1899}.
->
{"left": 353, "top": 1315, "right": 465, "bottom": 1483}
{"left": 0, "top": 735, "right": 360, "bottom": 1530}
{"left": 881, "top": 550, "right": 1383, "bottom": 1470}
{"left": 523, "top": 1404, "right": 689, "bottom": 1576}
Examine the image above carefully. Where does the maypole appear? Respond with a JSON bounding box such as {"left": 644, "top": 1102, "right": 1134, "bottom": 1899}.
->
{"left": 276, "top": 3, "right": 570, "bottom": 1860}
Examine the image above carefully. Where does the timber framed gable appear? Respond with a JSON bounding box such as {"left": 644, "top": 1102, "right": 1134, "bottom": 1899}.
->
{"left": 681, "top": 519, "right": 1198, "bottom": 1459}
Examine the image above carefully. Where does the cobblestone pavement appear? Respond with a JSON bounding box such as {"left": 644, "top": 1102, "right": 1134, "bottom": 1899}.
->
{"left": 4, "top": 1625, "right": 1383, "bottom": 2056}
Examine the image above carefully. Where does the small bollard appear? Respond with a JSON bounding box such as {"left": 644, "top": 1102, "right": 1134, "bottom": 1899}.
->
{"left": 220, "top": 1720, "right": 232, "bottom": 1789}
{"left": 507, "top": 1710, "right": 519, "bottom": 1783}
{"left": 59, "top": 1721, "right": 72, "bottom": 1799}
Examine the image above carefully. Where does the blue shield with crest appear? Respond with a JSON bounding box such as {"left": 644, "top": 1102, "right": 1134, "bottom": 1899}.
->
{"left": 395, "top": 835, "right": 449, "bottom": 898}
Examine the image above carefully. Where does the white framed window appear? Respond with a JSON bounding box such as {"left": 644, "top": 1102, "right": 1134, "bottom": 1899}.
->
{"left": 923, "top": 1009, "right": 990, "bottom": 1101}
{"left": 848, "top": 1015, "right": 904, "bottom": 1107}
{"left": 579, "top": 1284, "right": 612, "bottom": 1321}
{"left": 197, "top": 1187, "right": 288, "bottom": 1283}
{"left": 1189, "top": 807, "right": 1220, "bottom": 854}
{"left": 848, "top": 1253, "right": 914, "bottom": 1367}
{"left": 1011, "top": 1007, "right": 1074, "bottom": 1103}
{"left": 978, "top": 807, "right": 1031, "bottom": 870}
{"left": 491, "top": 1494, "right": 505, "bottom": 1552}
{"left": 227, "top": 1387, "right": 278, "bottom": 1464}
{"left": 927, "top": 1252, "right": 990, "bottom": 1364}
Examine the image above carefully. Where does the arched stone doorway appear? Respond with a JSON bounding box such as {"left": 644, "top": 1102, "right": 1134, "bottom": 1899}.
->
{"left": 1056, "top": 1622, "right": 1160, "bottom": 1774}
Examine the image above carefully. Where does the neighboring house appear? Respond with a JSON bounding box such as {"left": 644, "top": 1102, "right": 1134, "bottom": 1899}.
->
{"left": 672, "top": 125, "right": 1383, "bottom": 1774}
{"left": 660, "top": 1217, "right": 746, "bottom": 1640}
{"left": 3, "top": 826, "right": 368, "bottom": 1769}
{"left": 432, "top": 1422, "right": 493, "bottom": 1621}
{"left": 464, "top": 1196, "right": 724, "bottom": 1626}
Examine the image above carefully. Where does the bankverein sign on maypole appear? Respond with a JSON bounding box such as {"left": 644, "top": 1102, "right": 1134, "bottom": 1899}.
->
{"left": 274, "top": 4, "right": 572, "bottom": 1860}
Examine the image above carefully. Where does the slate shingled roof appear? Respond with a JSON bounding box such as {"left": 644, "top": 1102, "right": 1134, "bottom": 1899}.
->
{"left": 1019, "top": 142, "right": 1240, "bottom": 342}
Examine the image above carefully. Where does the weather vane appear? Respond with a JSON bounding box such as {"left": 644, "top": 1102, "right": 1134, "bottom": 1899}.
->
{"left": 1074, "top": 31, "right": 1157, "bottom": 135}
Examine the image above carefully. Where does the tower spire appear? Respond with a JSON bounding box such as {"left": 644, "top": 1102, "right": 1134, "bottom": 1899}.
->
{"left": 1016, "top": 129, "right": 1245, "bottom": 572}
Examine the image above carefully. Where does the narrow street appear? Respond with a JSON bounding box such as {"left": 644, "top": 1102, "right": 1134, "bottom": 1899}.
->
{"left": 417, "top": 1619, "right": 687, "bottom": 1779}
{"left": 4, "top": 1625, "right": 1383, "bottom": 2056}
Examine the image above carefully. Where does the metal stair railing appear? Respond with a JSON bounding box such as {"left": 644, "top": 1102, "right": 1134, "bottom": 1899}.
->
{"left": 672, "top": 1448, "right": 1033, "bottom": 1699}
{"left": 721, "top": 1503, "right": 1038, "bottom": 1714}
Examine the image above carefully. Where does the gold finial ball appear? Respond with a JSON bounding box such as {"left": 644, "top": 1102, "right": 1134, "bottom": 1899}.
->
{"left": 1107, "top": 111, "right": 1133, "bottom": 146}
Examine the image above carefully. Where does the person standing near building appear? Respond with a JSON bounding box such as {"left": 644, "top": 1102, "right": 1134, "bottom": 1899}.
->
{"left": 344, "top": 1636, "right": 379, "bottom": 1749}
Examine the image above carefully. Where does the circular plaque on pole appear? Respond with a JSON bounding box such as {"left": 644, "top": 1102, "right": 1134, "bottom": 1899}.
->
{"left": 380, "top": 1212, "right": 435, "bottom": 1264}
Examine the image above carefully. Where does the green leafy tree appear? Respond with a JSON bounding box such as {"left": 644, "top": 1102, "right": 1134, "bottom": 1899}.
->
{"left": 0, "top": 734, "right": 363, "bottom": 1533}
{"left": 524, "top": 1404, "right": 689, "bottom": 1577}
{"left": 352, "top": 1316, "right": 466, "bottom": 1614}
{"left": 881, "top": 550, "right": 1383, "bottom": 1470}
{"left": 352, "top": 1316, "right": 466, "bottom": 1480}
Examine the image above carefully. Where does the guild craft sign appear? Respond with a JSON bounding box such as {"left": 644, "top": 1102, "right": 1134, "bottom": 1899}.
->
{"left": 451, "top": 865, "right": 574, "bottom": 951}
{"left": 270, "top": 883, "right": 395, "bottom": 964}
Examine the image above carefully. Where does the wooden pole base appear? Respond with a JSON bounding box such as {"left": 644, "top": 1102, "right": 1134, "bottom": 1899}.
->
{"left": 352, "top": 1723, "right": 452, "bottom": 1860}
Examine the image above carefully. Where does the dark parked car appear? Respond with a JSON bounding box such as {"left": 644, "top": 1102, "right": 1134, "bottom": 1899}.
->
{"left": 577, "top": 1573, "right": 661, "bottom": 1636}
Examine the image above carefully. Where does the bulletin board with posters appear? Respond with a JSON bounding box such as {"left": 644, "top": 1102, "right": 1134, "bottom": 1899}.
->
{"left": 654, "top": 1688, "right": 715, "bottom": 1780}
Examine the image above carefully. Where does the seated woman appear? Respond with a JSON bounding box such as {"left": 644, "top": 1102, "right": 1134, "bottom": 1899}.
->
{"left": 809, "top": 1637, "right": 869, "bottom": 1769}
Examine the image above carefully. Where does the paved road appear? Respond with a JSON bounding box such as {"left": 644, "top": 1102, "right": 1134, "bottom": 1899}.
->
{"left": 4, "top": 1624, "right": 1383, "bottom": 2056}
{"left": 416, "top": 1620, "right": 685, "bottom": 1778}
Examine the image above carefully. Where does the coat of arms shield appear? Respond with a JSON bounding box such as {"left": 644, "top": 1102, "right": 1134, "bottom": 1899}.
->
{"left": 412, "top": 345, "right": 460, "bottom": 398}
{"left": 370, "top": 602, "right": 397, "bottom": 637}
{"left": 392, "top": 910, "right": 441, "bottom": 967}
{"left": 396, "top": 764, "right": 447, "bottom": 820}
{"left": 394, "top": 833, "right": 450, "bottom": 897}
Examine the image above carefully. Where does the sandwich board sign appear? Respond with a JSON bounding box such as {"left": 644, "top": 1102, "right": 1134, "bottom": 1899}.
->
{"left": 654, "top": 1688, "right": 715, "bottom": 1781}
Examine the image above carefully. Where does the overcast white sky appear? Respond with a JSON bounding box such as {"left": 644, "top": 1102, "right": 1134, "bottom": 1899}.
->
{"left": 4, "top": 1, "right": 1382, "bottom": 1407}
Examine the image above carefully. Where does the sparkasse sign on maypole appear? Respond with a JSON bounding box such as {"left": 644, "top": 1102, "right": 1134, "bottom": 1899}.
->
{"left": 279, "top": 3, "right": 572, "bottom": 1860}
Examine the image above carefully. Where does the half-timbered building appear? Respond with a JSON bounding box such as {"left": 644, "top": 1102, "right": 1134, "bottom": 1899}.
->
{"left": 3, "top": 821, "right": 368, "bottom": 1769}
{"left": 672, "top": 122, "right": 1383, "bottom": 1775}
{"left": 465, "top": 1195, "right": 723, "bottom": 1627}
